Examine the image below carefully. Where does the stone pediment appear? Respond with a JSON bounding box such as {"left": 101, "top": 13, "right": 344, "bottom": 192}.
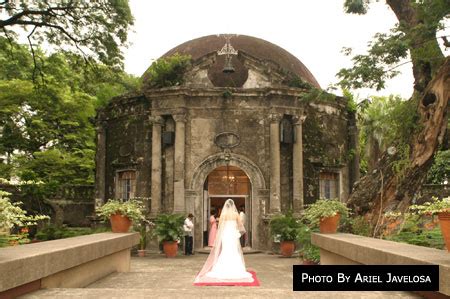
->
{"left": 182, "top": 50, "right": 296, "bottom": 89}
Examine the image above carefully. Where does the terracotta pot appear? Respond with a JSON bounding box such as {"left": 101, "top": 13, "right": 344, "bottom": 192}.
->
{"left": 437, "top": 212, "right": 450, "bottom": 251}
{"left": 110, "top": 214, "right": 132, "bottom": 233}
{"left": 319, "top": 213, "right": 340, "bottom": 234}
{"left": 137, "top": 249, "right": 146, "bottom": 257}
{"left": 163, "top": 241, "right": 178, "bottom": 258}
{"left": 280, "top": 241, "right": 295, "bottom": 257}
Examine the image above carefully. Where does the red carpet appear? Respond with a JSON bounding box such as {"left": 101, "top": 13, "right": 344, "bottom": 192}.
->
{"left": 194, "top": 271, "right": 260, "bottom": 287}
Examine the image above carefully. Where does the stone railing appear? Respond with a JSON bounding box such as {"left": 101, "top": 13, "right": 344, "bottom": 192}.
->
{"left": 0, "top": 232, "right": 139, "bottom": 298}
{"left": 312, "top": 233, "right": 449, "bottom": 297}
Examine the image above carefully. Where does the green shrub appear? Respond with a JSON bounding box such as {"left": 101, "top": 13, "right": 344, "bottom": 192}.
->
{"left": 154, "top": 213, "right": 184, "bottom": 242}
{"left": 143, "top": 54, "right": 191, "bottom": 88}
{"left": 303, "top": 199, "right": 350, "bottom": 227}
{"left": 297, "top": 224, "right": 320, "bottom": 263}
{"left": 385, "top": 227, "right": 444, "bottom": 250}
{"left": 96, "top": 199, "right": 144, "bottom": 222}
{"left": 351, "top": 216, "right": 372, "bottom": 236}
{"left": 35, "top": 225, "right": 108, "bottom": 241}
{"left": 269, "top": 211, "right": 302, "bottom": 242}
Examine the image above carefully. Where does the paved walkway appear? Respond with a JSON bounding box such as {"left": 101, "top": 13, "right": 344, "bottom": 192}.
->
{"left": 22, "top": 253, "right": 420, "bottom": 298}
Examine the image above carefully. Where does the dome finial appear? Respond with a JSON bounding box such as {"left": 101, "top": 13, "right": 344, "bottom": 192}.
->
{"left": 217, "top": 34, "right": 238, "bottom": 73}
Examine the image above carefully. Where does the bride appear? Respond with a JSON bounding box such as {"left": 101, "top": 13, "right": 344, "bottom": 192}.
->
{"left": 194, "top": 199, "right": 254, "bottom": 283}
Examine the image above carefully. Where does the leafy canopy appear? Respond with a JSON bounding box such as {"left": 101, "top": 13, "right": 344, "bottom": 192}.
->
{"left": 142, "top": 54, "right": 192, "bottom": 89}
{"left": 0, "top": 0, "right": 134, "bottom": 70}
{"left": 0, "top": 37, "right": 139, "bottom": 187}
{"left": 339, "top": 0, "right": 449, "bottom": 91}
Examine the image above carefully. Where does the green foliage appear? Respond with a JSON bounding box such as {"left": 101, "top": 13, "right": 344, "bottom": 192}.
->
{"left": 357, "top": 95, "right": 418, "bottom": 174}
{"left": 340, "top": 1, "right": 448, "bottom": 91}
{"left": 143, "top": 54, "right": 191, "bottom": 88}
{"left": 0, "top": 231, "right": 30, "bottom": 247}
{"left": 0, "top": 190, "right": 49, "bottom": 231}
{"left": 134, "top": 219, "right": 155, "bottom": 249}
{"left": 222, "top": 90, "right": 233, "bottom": 99}
{"left": 297, "top": 224, "right": 320, "bottom": 263}
{"left": 269, "top": 211, "right": 302, "bottom": 242}
{"left": 386, "top": 227, "right": 445, "bottom": 249}
{"left": 35, "top": 225, "right": 109, "bottom": 241}
{"left": 302, "top": 87, "right": 336, "bottom": 102}
{"left": 426, "top": 150, "right": 450, "bottom": 184}
{"left": 351, "top": 216, "right": 372, "bottom": 237}
{"left": 0, "top": 38, "right": 138, "bottom": 190}
{"left": 154, "top": 213, "right": 185, "bottom": 242}
{"left": 344, "top": 0, "right": 370, "bottom": 14}
{"left": 343, "top": 89, "right": 358, "bottom": 113}
{"left": 303, "top": 199, "right": 350, "bottom": 227}
{"left": 410, "top": 196, "right": 450, "bottom": 215}
{"left": 383, "top": 213, "right": 445, "bottom": 250}
{"left": 96, "top": 199, "right": 145, "bottom": 222}
{"left": 0, "top": 1, "right": 134, "bottom": 69}
{"left": 287, "top": 75, "right": 314, "bottom": 90}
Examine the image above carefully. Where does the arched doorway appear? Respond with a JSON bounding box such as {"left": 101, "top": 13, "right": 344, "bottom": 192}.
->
{"left": 187, "top": 152, "right": 268, "bottom": 250}
{"left": 203, "top": 165, "right": 251, "bottom": 247}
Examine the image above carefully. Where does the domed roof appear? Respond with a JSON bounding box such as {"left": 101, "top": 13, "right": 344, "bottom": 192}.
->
{"left": 153, "top": 34, "right": 321, "bottom": 89}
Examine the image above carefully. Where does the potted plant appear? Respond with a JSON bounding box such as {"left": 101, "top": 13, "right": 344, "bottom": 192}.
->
{"left": 303, "top": 199, "right": 350, "bottom": 234}
{"left": 96, "top": 199, "right": 144, "bottom": 233}
{"left": 154, "top": 213, "right": 184, "bottom": 258}
{"left": 269, "top": 211, "right": 302, "bottom": 257}
{"left": 410, "top": 196, "right": 450, "bottom": 251}
{"left": 297, "top": 224, "right": 320, "bottom": 264}
{"left": 135, "top": 219, "right": 154, "bottom": 257}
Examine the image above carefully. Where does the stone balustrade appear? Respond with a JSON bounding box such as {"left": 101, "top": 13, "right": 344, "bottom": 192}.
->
{"left": 0, "top": 232, "right": 139, "bottom": 298}
{"left": 311, "top": 233, "right": 449, "bottom": 297}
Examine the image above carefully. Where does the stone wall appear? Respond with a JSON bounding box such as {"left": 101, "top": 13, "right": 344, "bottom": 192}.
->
{"left": 0, "top": 183, "right": 95, "bottom": 227}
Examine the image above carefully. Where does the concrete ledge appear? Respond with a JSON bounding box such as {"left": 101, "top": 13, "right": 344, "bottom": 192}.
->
{"left": 0, "top": 232, "right": 139, "bottom": 293}
{"left": 312, "top": 233, "right": 450, "bottom": 296}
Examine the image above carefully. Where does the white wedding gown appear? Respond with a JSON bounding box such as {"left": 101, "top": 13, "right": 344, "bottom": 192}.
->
{"left": 203, "top": 220, "right": 253, "bottom": 281}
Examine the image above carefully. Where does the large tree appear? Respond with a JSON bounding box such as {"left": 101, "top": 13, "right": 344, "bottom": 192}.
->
{"left": 0, "top": 0, "right": 133, "bottom": 75}
{"left": 339, "top": 0, "right": 449, "bottom": 234}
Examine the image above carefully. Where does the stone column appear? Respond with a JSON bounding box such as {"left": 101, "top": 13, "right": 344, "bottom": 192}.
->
{"left": 173, "top": 114, "right": 186, "bottom": 213}
{"left": 269, "top": 113, "right": 282, "bottom": 213}
{"left": 150, "top": 116, "right": 163, "bottom": 215}
{"left": 292, "top": 115, "right": 307, "bottom": 213}
{"left": 95, "top": 122, "right": 106, "bottom": 207}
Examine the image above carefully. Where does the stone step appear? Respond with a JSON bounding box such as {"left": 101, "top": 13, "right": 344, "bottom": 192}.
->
{"left": 20, "top": 288, "right": 420, "bottom": 299}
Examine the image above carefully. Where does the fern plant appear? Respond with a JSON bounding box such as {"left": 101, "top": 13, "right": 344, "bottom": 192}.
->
{"left": 154, "top": 213, "right": 185, "bottom": 242}
{"left": 269, "top": 211, "right": 302, "bottom": 241}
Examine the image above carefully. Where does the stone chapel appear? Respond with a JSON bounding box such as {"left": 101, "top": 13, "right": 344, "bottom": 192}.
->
{"left": 95, "top": 34, "right": 359, "bottom": 251}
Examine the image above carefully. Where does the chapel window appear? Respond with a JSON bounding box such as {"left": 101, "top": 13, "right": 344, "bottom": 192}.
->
{"left": 319, "top": 172, "right": 339, "bottom": 200}
{"left": 117, "top": 171, "right": 136, "bottom": 200}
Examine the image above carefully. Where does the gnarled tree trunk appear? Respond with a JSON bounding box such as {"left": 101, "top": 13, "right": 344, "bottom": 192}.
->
{"left": 348, "top": 58, "right": 449, "bottom": 233}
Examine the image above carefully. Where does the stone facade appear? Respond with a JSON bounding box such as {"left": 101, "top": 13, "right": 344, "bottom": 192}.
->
{"left": 95, "top": 35, "right": 359, "bottom": 251}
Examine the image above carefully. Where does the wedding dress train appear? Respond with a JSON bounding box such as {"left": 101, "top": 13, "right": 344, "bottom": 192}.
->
{"left": 194, "top": 199, "right": 253, "bottom": 284}
{"left": 204, "top": 220, "right": 252, "bottom": 280}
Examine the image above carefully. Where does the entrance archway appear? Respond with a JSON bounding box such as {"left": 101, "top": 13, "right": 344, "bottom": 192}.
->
{"left": 204, "top": 165, "right": 251, "bottom": 247}
{"left": 187, "top": 152, "right": 268, "bottom": 250}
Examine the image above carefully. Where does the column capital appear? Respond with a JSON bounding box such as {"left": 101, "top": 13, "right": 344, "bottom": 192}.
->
{"left": 292, "top": 114, "right": 307, "bottom": 125}
{"left": 172, "top": 113, "right": 187, "bottom": 123}
{"left": 268, "top": 113, "right": 283, "bottom": 123}
{"left": 149, "top": 115, "right": 163, "bottom": 125}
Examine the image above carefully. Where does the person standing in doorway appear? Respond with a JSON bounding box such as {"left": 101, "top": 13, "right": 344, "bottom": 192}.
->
{"left": 208, "top": 210, "right": 217, "bottom": 247}
{"left": 239, "top": 207, "right": 246, "bottom": 248}
{"left": 184, "top": 213, "right": 194, "bottom": 255}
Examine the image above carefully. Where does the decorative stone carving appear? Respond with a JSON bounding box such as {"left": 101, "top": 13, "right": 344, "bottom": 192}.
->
{"left": 119, "top": 144, "right": 133, "bottom": 157}
{"left": 214, "top": 132, "right": 241, "bottom": 149}
{"left": 268, "top": 113, "right": 283, "bottom": 123}
{"left": 172, "top": 114, "right": 187, "bottom": 123}
{"left": 148, "top": 115, "right": 163, "bottom": 125}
